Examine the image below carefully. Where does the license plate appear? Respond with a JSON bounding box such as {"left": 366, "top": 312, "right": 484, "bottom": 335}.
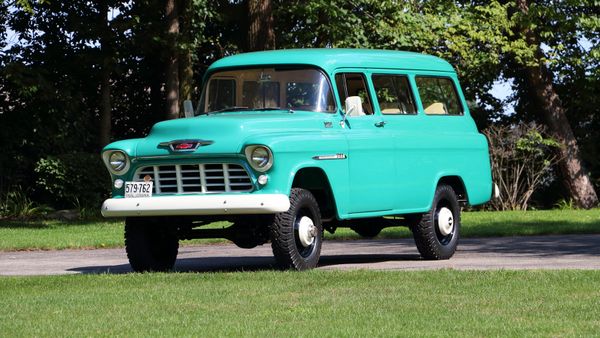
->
{"left": 125, "top": 182, "right": 153, "bottom": 198}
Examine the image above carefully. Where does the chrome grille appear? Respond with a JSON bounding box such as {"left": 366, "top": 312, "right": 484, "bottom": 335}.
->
{"left": 134, "top": 163, "right": 253, "bottom": 194}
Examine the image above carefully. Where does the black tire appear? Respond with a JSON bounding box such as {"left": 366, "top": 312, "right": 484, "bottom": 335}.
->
{"left": 125, "top": 217, "right": 179, "bottom": 272}
{"left": 411, "top": 184, "right": 460, "bottom": 260}
{"left": 352, "top": 225, "right": 383, "bottom": 238}
{"left": 269, "top": 188, "right": 323, "bottom": 270}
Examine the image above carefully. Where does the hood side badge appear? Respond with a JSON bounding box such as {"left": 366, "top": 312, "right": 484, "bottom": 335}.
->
{"left": 158, "top": 139, "right": 214, "bottom": 152}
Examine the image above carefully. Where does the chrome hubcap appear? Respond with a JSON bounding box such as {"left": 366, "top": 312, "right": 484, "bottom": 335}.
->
{"left": 437, "top": 207, "right": 454, "bottom": 236}
{"left": 297, "top": 216, "right": 316, "bottom": 247}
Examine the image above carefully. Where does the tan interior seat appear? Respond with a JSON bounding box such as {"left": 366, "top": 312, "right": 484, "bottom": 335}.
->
{"left": 424, "top": 102, "right": 446, "bottom": 115}
{"left": 381, "top": 108, "right": 401, "bottom": 114}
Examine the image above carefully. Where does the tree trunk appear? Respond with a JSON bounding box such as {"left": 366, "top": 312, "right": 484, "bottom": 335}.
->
{"left": 516, "top": 0, "right": 598, "bottom": 209}
{"left": 247, "top": 0, "right": 275, "bottom": 51}
{"left": 99, "top": 56, "right": 111, "bottom": 148}
{"left": 150, "top": 61, "right": 163, "bottom": 124}
{"left": 179, "top": 0, "right": 193, "bottom": 103}
{"left": 165, "top": 0, "right": 180, "bottom": 119}
{"left": 99, "top": 4, "right": 112, "bottom": 149}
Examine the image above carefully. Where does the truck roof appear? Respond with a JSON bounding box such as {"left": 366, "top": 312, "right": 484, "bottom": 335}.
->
{"left": 208, "top": 48, "right": 455, "bottom": 74}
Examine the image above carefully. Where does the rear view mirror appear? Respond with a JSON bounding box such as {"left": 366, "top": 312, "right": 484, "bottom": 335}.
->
{"left": 345, "top": 96, "right": 364, "bottom": 117}
{"left": 183, "top": 100, "right": 194, "bottom": 118}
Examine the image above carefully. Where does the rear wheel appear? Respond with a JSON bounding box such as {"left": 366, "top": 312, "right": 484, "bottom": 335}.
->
{"left": 411, "top": 184, "right": 460, "bottom": 260}
{"left": 125, "top": 217, "right": 179, "bottom": 272}
{"left": 269, "top": 188, "right": 323, "bottom": 270}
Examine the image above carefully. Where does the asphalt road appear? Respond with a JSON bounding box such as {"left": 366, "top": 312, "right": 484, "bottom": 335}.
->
{"left": 1, "top": 234, "right": 600, "bottom": 276}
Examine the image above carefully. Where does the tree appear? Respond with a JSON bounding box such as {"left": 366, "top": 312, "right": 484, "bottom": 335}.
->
{"left": 165, "top": 0, "right": 179, "bottom": 119}
{"left": 247, "top": 0, "right": 275, "bottom": 51}
{"left": 274, "top": 0, "right": 599, "bottom": 208}
{"left": 511, "top": 0, "right": 598, "bottom": 208}
{"left": 98, "top": 3, "right": 114, "bottom": 148}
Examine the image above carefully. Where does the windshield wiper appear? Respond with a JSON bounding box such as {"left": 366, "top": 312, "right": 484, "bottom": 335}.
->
{"left": 206, "top": 106, "right": 287, "bottom": 114}
{"left": 254, "top": 107, "right": 284, "bottom": 111}
{"left": 210, "top": 106, "right": 251, "bottom": 114}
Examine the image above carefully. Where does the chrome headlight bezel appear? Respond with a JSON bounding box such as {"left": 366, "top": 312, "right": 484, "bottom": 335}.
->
{"left": 102, "top": 150, "right": 131, "bottom": 175}
{"left": 244, "top": 145, "right": 273, "bottom": 172}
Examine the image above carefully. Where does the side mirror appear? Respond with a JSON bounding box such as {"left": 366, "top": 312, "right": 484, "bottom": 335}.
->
{"left": 183, "top": 100, "right": 194, "bottom": 118}
{"left": 344, "top": 96, "right": 364, "bottom": 117}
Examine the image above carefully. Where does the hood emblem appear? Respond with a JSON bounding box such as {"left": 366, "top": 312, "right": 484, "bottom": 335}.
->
{"left": 158, "top": 139, "right": 214, "bottom": 152}
{"left": 174, "top": 143, "right": 195, "bottom": 150}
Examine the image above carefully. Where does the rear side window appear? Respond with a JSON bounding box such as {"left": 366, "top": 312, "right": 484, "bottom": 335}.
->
{"left": 415, "top": 77, "right": 463, "bottom": 115}
{"left": 372, "top": 75, "right": 417, "bottom": 115}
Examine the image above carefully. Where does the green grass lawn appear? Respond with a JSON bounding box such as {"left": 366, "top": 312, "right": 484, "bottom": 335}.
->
{"left": 1, "top": 270, "right": 599, "bottom": 336}
{"left": 0, "top": 208, "right": 598, "bottom": 251}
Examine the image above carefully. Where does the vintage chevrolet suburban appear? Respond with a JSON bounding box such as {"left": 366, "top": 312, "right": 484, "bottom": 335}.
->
{"left": 101, "top": 49, "right": 493, "bottom": 271}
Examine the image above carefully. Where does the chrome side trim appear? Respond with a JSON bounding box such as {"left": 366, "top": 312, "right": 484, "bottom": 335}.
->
{"left": 312, "top": 154, "right": 347, "bottom": 160}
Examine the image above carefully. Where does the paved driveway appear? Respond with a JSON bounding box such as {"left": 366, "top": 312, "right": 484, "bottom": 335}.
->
{"left": 1, "top": 234, "right": 599, "bottom": 276}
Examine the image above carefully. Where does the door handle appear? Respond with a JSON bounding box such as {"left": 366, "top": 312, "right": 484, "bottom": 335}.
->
{"left": 374, "top": 121, "right": 387, "bottom": 128}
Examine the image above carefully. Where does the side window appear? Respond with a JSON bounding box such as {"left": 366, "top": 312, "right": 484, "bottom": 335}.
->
{"left": 242, "top": 81, "right": 280, "bottom": 108}
{"left": 334, "top": 73, "right": 374, "bottom": 115}
{"left": 207, "top": 79, "right": 236, "bottom": 111}
{"left": 372, "top": 75, "right": 417, "bottom": 115}
{"left": 415, "top": 77, "right": 463, "bottom": 115}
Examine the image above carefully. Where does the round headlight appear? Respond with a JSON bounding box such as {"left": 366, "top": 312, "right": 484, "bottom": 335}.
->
{"left": 103, "top": 150, "right": 130, "bottom": 175}
{"left": 251, "top": 147, "right": 270, "bottom": 168}
{"left": 109, "top": 151, "right": 127, "bottom": 172}
{"left": 245, "top": 145, "right": 273, "bottom": 172}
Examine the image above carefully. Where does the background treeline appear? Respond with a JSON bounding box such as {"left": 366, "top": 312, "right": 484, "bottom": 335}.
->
{"left": 0, "top": 0, "right": 598, "bottom": 217}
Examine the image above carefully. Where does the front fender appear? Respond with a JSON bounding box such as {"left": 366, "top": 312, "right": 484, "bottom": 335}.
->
{"left": 245, "top": 130, "right": 349, "bottom": 215}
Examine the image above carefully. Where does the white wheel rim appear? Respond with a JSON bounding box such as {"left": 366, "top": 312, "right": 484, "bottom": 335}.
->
{"left": 297, "top": 216, "right": 316, "bottom": 247}
{"left": 437, "top": 207, "right": 454, "bottom": 236}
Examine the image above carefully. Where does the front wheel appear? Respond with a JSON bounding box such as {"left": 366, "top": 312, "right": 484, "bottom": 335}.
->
{"left": 125, "top": 217, "right": 179, "bottom": 272}
{"left": 411, "top": 184, "right": 460, "bottom": 260}
{"left": 269, "top": 188, "right": 323, "bottom": 270}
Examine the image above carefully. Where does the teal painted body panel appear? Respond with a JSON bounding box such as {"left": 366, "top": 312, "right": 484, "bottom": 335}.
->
{"left": 209, "top": 49, "right": 455, "bottom": 74}
{"left": 102, "top": 49, "right": 492, "bottom": 219}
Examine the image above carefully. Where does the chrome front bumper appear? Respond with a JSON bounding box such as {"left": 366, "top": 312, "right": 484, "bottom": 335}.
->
{"left": 101, "top": 194, "right": 290, "bottom": 217}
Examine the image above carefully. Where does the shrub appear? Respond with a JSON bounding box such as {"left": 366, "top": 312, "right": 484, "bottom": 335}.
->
{"left": 34, "top": 153, "right": 110, "bottom": 209}
{"left": 483, "top": 123, "right": 562, "bottom": 211}
{"left": 0, "top": 186, "right": 52, "bottom": 219}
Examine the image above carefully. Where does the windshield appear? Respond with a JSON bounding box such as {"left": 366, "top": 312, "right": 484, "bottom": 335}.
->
{"left": 198, "top": 67, "right": 336, "bottom": 114}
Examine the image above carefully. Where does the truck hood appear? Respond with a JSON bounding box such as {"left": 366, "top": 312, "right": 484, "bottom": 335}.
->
{"left": 133, "top": 111, "right": 332, "bottom": 157}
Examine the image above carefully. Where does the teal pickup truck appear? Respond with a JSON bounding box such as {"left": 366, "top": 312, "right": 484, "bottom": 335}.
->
{"left": 101, "top": 49, "right": 493, "bottom": 272}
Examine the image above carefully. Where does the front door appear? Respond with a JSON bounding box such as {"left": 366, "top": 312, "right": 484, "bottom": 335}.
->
{"left": 335, "top": 72, "right": 396, "bottom": 213}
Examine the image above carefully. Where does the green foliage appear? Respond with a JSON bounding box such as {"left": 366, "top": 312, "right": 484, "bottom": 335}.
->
{"left": 34, "top": 153, "right": 110, "bottom": 209}
{"left": 275, "top": 0, "right": 516, "bottom": 124}
{"left": 34, "top": 158, "right": 67, "bottom": 199}
{"left": 515, "top": 129, "right": 561, "bottom": 158}
{"left": 1, "top": 0, "right": 599, "bottom": 209}
{"left": 554, "top": 198, "right": 578, "bottom": 210}
{"left": 0, "top": 186, "right": 52, "bottom": 219}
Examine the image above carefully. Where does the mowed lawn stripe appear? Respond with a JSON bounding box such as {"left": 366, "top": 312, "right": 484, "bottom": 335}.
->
{"left": 1, "top": 270, "right": 599, "bottom": 336}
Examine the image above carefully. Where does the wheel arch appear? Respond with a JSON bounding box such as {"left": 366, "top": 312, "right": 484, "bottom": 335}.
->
{"left": 437, "top": 175, "right": 468, "bottom": 205}
{"left": 291, "top": 167, "right": 338, "bottom": 221}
